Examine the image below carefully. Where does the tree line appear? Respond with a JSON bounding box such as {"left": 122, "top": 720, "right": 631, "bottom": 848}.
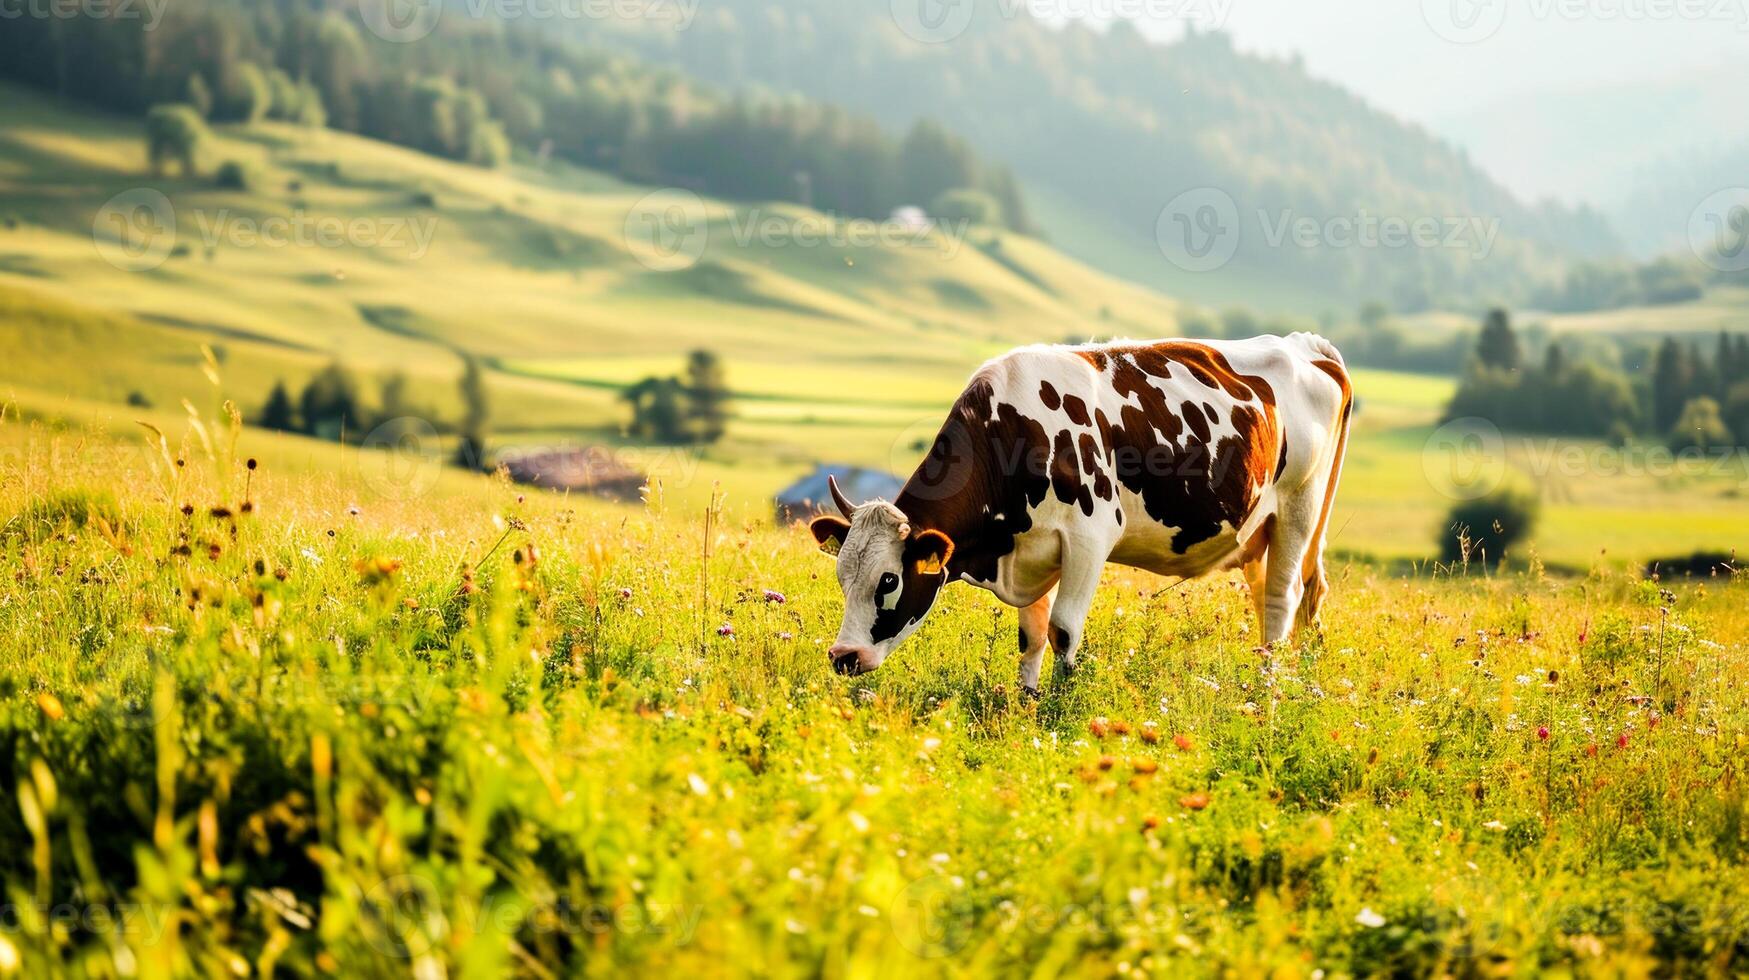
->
{"left": 1445, "top": 309, "right": 1749, "bottom": 450}
{"left": 0, "top": 0, "right": 1031, "bottom": 231}
{"left": 258, "top": 356, "right": 492, "bottom": 469}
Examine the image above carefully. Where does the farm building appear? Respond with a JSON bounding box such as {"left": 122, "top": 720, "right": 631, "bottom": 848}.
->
{"left": 498, "top": 446, "right": 646, "bottom": 502}
{"left": 775, "top": 464, "right": 905, "bottom": 523}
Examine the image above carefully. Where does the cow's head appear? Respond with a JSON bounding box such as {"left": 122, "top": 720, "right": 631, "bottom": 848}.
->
{"left": 809, "top": 476, "right": 955, "bottom": 676}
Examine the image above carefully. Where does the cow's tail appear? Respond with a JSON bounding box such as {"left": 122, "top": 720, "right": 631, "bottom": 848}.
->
{"left": 1303, "top": 337, "right": 1353, "bottom": 574}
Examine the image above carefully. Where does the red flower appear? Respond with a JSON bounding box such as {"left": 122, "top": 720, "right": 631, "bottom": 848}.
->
{"left": 1537, "top": 726, "right": 1549, "bottom": 741}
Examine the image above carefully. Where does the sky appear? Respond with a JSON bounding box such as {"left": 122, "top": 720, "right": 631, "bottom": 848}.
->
{"left": 1031, "top": 0, "right": 1749, "bottom": 208}
{"left": 1067, "top": 0, "right": 1748, "bottom": 123}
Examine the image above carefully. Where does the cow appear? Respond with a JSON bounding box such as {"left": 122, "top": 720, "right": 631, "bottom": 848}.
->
{"left": 809, "top": 333, "right": 1352, "bottom": 693}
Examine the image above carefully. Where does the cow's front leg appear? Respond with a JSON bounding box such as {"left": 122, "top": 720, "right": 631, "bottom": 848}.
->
{"left": 1017, "top": 590, "right": 1054, "bottom": 696}
{"left": 1047, "top": 547, "right": 1105, "bottom": 677}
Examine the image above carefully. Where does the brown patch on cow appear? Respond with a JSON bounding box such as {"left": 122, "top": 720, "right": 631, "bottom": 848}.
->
{"left": 1182, "top": 400, "right": 1211, "bottom": 444}
{"left": 1050, "top": 428, "right": 1095, "bottom": 516}
{"left": 1076, "top": 350, "right": 1109, "bottom": 370}
{"left": 1062, "top": 394, "right": 1091, "bottom": 427}
{"left": 897, "top": 378, "right": 1054, "bottom": 585}
{"left": 1039, "top": 380, "right": 1061, "bottom": 411}
{"left": 1079, "top": 432, "right": 1112, "bottom": 502}
{"left": 1099, "top": 343, "right": 1279, "bottom": 553}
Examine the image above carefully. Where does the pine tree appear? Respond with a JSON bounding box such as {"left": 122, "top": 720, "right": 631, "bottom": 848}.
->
{"left": 454, "top": 356, "right": 490, "bottom": 470}
{"left": 261, "top": 380, "right": 296, "bottom": 431}
{"left": 1651, "top": 337, "right": 1692, "bottom": 433}
{"left": 683, "top": 349, "right": 730, "bottom": 444}
{"left": 1476, "top": 308, "right": 1520, "bottom": 372}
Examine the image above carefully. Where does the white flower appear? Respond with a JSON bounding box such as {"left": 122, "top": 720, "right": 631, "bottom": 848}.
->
{"left": 1355, "top": 907, "right": 1387, "bottom": 928}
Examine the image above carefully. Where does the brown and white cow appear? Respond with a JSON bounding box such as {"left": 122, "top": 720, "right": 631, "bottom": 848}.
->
{"left": 809, "top": 333, "right": 1352, "bottom": 692}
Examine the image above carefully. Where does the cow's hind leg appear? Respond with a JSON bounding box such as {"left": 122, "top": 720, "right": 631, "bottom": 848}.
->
{"left": 1262, "top": 494, "right": 1321, "bottom": 646}
{"left": 1047, "top": 546, "right": 1105, "bottom": 677}
{"left": 1238, "top": 514, "right": 1275, "bottom": 643}
{"left": 1017, "top": 590, "right": 1054, "bottom": 696}
{"left": 1296, "top": 549, "right": 1329, "bottom": 634}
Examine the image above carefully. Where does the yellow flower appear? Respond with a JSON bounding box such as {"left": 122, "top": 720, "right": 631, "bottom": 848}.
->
{"left": 35, "top": 693, "right": 64, "bottom": 721}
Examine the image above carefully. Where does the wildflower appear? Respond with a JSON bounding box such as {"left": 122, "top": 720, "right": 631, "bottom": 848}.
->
{"left": 1537, "top": 726, "right": 1549, "bottom": 741}
{"left": 1178, "top": 792, "right": 1211, "bottom": 811}
{"left": 688, "top": 774, "right": 710, "bottom": 796}
{"left": 618, "top": 587, "right": 633, "bottom": 600}
{"left": 778, "top": 631, "right": 794, "bottom": 642}
{"left": 717, "top": 624, "right": 734, "bottom": 637}
{"left": 1355, "top": 907, "right": 1387, "bottom": 929}
{"left": 1173, "top": 733, "right": 1194, "bottom": 752}
{"left": 347, "top": 504, "right": 360, "bottom": 516}
{"left": 1616, "top": 732, "right": 1630, "bottom": 749}
{"left": 1089, "top": 717, "right": 1110, "bottom": 738}
{"left": 36, "top": 692, "right": 64, "bottom": 721}
{"left": 246, "top": 458, "right": 257, "bottom": 470}
{"left": 1097, "top": 755, "right": 1116, "bottom": 771}
{"left": 763, "top": 589, "right": 786, "bottom": 604}
{"left": 1111, "top": 719, "right": 1132, "bottom": 736}
{"left": 1585, "top": 743, "right": 1598, "bottom": 757}
{"left": 1130, "top": 757, "right": 1158, "bottom": 775}
{"left": 1139, "top": 723, "right": 1160, "bottom": 744}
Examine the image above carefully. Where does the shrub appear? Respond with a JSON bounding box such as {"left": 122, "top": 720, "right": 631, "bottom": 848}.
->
{"left": 213, "top": 160, "right": 251, "bottom": 190}
{"left": 930, "top": 188, "right": 1003, "bottom": 227}
{"left": 1439, "top": 484, "right": 1539, "bottom": 565}
{"left": 144, "top": 103, "right": 208, "bottom": 176}
{"left": 1668, "top": 397, "right": 1732, "bottom": 452}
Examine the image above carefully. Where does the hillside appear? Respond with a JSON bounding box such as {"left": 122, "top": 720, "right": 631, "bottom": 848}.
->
{"left": 0, "top": 85, "right": 1180, "bottom": 505}
{"left": 549, "top": 2, "right": 1618, "bottom": 312}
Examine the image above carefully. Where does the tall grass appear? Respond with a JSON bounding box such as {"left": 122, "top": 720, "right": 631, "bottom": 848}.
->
{"left": 1, "top": 414, "right": 1746, "bottom": 977}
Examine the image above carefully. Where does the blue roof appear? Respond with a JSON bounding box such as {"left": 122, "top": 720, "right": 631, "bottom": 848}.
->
{"left": 776, "top": 464, "right": 905, "bottom": 505}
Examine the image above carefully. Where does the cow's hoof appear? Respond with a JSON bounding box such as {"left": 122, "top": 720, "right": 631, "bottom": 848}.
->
{"left": 1020, "top": 685, "right": 1041, "bottom": 701}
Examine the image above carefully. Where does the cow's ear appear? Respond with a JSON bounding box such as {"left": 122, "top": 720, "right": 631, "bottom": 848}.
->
{"left": 809, "top": 516, "right": 850, "bottom": 557}
{"left": 907, "top": 528, "right": 955, "bottom": 576}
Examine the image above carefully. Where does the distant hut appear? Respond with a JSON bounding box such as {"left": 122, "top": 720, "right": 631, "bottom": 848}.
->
{"left": 776, "top": 464, "right": 904, "bottom": 523}
{"left": 498, "top": 446, "right": 646, "bottom": 502}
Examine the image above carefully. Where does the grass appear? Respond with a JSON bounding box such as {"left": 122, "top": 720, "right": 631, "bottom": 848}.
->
{"left": 3, "top": 407, "right": 1748, "bottom": 977}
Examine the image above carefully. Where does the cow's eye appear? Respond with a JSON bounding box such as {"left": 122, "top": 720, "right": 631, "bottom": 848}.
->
{"left": 876, "top": 573, "right": 900, "bottom": 610}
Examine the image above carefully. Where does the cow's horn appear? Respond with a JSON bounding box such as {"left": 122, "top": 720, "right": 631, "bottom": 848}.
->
{"left": 827, "top": 474, "right": 856, "bottom": 518}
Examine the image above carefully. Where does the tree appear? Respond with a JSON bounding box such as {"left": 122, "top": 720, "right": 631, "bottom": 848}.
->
{"left": 1475, "top": 308, "right": 1520, "bottom": 372}
{"left": 1441, "top": 484, "right": 1539, "bottom": 565}
{"left": 682, "top": 349, "right": 730, "bottom": 444}
{"left": 1543, "top": 341, "right": 1566, "bottom": 378}
{"left": 298, "top": 362, "right": 360, "bottom": 438}
{"left": 622, "top": 376, "right": 686, "bottom": 443}
{"left": 899, "top": 119, "right": 978, "bottom": 207}
{"left": 1652, "top": 337, "right": 1693, "bottom": 433}
{"left": 185, "top": 74, "right": 213, "bottom": 119}
{"left": 261, "top": 380, "right": 297, "bottom": 432}
{"left": 145, "top": 104, "right": 208, "bottom": 176}
{"left": 455, "top": 356, "right": 490, "bottom": 470}
{"left": 1669, "top": 397, "right": 1732, "bottom": 452}
{"left": 930, "top": 188, "right": 1002, "bottom": 227}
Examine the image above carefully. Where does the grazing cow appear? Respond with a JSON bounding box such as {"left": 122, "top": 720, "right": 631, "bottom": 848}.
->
{"left": 810, "top": 333, "right": 1352, "bottom": 692}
